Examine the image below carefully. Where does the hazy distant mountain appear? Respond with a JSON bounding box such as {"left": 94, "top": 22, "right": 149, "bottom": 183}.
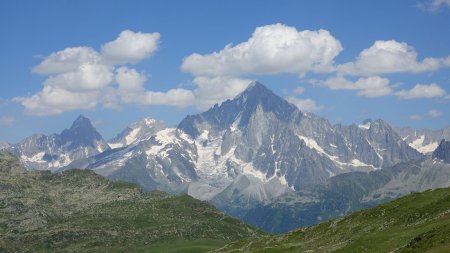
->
{"left": 395, "top": 126, "right": 450, "bottom": 154}
{"left": 4, "top": 115, "right": 110, "bottom": 170}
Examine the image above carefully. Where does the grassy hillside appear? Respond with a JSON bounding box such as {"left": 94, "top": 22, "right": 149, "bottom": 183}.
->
{"left": 0, "top": 152, "right": 262, "bottom": 253}
{"left": 215, "top": 187, "right": 450, "bottom": 252}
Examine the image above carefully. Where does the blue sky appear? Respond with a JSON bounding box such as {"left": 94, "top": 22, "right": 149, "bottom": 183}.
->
{"left": 0, "top": 0, "right": 449, "bottom": 143}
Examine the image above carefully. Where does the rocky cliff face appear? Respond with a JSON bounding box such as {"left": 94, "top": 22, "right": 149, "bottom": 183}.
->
{"left": 432, "top": 139, "right": 450, "bottom": 163}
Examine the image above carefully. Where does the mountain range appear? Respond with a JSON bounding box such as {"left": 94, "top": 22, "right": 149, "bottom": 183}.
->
{"left": 5, "top": 115, "right": 110, "bottom": 170}
{"left": 1, "top": 81, "right": 449, "bottom": 233}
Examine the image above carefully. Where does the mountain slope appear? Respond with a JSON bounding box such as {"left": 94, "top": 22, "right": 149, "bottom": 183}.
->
{"left": 215, "top": 186, "right": 450, "bottom": 252}
{"left": 0, "top": 152, "right": 262, "bottom": 253}
{"left": 4, "top": 115, "right": 110, "bottom": 170}
{"left": 240, "top": 156, "right": 450, "bottom": 233}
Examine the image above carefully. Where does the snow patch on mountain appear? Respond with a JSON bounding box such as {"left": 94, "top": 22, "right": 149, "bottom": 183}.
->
{"left": 358, "top": 122, "right": 371, "bottom": 130}
{"left": 108, "top": 143, "right": 123, "bottom": 149}
{"left": 297, "top": 135, "right": 326, "bottom": 154}
{"left": 20, "top": 152, "right": 46, "bottom": 164}
{"left": 408, "top": 135, "right": 439, "bottom": 154}
{"left": 125, "top": 127, "right": 141, "bottom": 145}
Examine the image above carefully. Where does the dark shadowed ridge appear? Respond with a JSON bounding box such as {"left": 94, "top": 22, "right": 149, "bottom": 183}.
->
{"left": 433, "top": 139, "right": 450, "bottom": 163}
{"left": 60, "top": 115, "right": 104, "bottom": 149}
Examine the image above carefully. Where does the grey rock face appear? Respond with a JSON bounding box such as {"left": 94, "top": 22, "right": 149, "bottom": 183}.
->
{"left": 432, "top": 139, "right": 450, "bottom": 163}
{"left": 179, "top": 82, "right": 422, "bottom": 191}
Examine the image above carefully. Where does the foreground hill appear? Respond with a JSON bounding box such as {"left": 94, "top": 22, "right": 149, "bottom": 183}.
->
{"left": 0, "top": 152, "right": 261, "bottom": 253}
{"left": 215, "top": 186, "right": 450, "bottom": 252}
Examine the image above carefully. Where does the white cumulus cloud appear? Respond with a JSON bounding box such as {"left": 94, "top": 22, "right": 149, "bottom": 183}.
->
{"left": 396, "top": 83, "right": 447, "bottom": 99}
{"left": 32, "top": 47, "right": 101, "bottom": 75}
{"left": 101, "top": 30, "right": 160, "bottom": 64}
{"left": 181, "top": 23, "right": 342, "bottom": 109}
{"left": 115, "top": 66, "right": 195, "bottom": 107}
{"left": 286, "top": 97, "right": 324, "bottom": 112}
{"left": 319, "top": 76, "right": 393, "bottom": 98}
{"left": 14, "top": 86, "right": 99, "bottom": 115}
{"left": 15, "top": 30, "right": 189, "bottom": 115}
{"left": 182, "top": 23, "right": 342, "bottom": 77}
{"left": 338, "top": 40, "right": 444, "bottom": 76}
{"left": 43, "top": 63, "right": 113, "bottom": 92}
{"left": 191, "top": 76, "right": 253, "bottom": 110}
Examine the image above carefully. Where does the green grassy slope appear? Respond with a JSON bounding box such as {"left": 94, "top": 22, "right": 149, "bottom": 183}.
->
{"left": 215, "top": 187, "right": 450, "bottom": 253}
{"left": 0, "top": 152, "right": 262, "bottom": 253}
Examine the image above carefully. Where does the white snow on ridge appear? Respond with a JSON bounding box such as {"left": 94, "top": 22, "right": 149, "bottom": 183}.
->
{"left": 416, "top": 142, "right": 439, "bottom": 154}
{"left": 21, "top": 152, "right": 46, "bottom": 163}
{"left": 350, "top": 158, "right": 378, "bottom": 170}
{"left": 408, "top": 135, "right": 438, "bottom": 154}
{"left": 297, "top": 135, "right": 326, "bottom": 154}
{"left": 21, "top": 151, "right": 73, "bottom": 170}
{"left": 145, "top": 128, "right": 178, "bottom": 157}
{"left": 358, "top": 122, "right": 371, "bottom": 130}
{"left": 297, "top": 135, "right": 341, "bottom": 165}
{"left": 125, "top": 127, "right": 141, "bottom": 145}
{"left": 144, "top": 118, "right": 156, "bottom": 126}
{"left": 297, "top": 135, "right": 379, "bottom": 171}
{"left": 409, "top": 135, "right": 425, "bottom": 149}
{"left": 108, "top": 142, "right": 123, "bottom": 149}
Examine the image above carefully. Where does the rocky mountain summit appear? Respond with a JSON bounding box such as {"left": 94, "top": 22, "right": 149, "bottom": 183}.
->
{"left": 4, "top": 115, "right": 109, "bottom": 170}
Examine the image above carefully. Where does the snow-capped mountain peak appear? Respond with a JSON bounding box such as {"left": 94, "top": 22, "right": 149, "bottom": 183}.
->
{"left": 108, "top": 117, "right": 165, "bottom": 148}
